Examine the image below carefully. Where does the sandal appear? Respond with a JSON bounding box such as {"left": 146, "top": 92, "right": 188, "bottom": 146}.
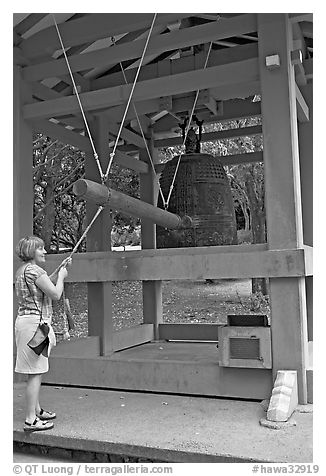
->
{"left": 24, "top": 417, "right": 54, "bottom": 432}
{"left": 37, "top": 408, "right": 56, "bottom": 420}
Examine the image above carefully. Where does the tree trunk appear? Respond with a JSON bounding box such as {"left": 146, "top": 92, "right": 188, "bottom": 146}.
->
{"left": 41, "top": 177, "right": 56, "bottom": 251}
{"left": 245, "top": 170, "right": 268, "bottom": 296}
{"left": 240, "top": 198, "right": 250, "bottom": 231}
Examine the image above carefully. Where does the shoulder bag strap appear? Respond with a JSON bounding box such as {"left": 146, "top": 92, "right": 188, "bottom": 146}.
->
{"left": 23, "top": 264, "right": 44, "bottom": 322}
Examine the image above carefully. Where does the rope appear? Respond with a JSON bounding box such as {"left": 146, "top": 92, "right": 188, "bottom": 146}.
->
{"left": 112, "top": 36, "right": 166, "bottom": 205}
{"left": 53, "top": 205, "right": 104, "bottom": 275}
{"left": 52, "top": 14, "right": 104, "bottom": 181}
{"left": 69, "top": 205, "right": 104, "bottom": 256}
{"left": 50, "top": 15, "right": 156, "bottom": 331}
{"left": 51, "top": 14, "right": 157, "bottom": 272}
{"left": 164, "top": 42, "right": 213, "bottom": 210}
{"left": 102, "top": 13, "right": 157, "bottom": 183}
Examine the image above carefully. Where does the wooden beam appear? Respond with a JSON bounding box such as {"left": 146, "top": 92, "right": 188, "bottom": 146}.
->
{"left": 98, "top": 45, "right": 259, "bottom": 123}
{"left": 23, "top": 59, "right": 259, "bottom": 120}
{"left": 20, "top": 13, "right": 194, "bottom": 59}
{"left": 291, "top": 50, "right": 307, "bottom": 87}
{"left": 205, "top": 96, "right": 218, "bottom": 115}
{"left": 108, "top": 123, "right": 145, "bottom": 149}
{"left": 292, "top": 22, "right": 308, "bottom": 69}
{"left": 63, "top": 71, "right": 91, "bottom": 94}
{"left": 154, "top": 125, "right": 262, "bottom": 148}
{"left": 14, "top": 13, "right": 48, "bottom": 37}
{"left": 31, "top": 81, "right": 63, "bottom": 101}
{"left": 154, "top": 152, "right": 263, "bottom": 174}
{"left": 112, "top": 324, "right": 154, "bottom": 352}
{"left": 32, "top": 119, "right": 90, "bottom": 150}
{"left": 56, "top": 115, "right": 85, "bottom": 130}
{"left": 289, "top": 13, "right": 313, "bottom": 23}
{"left": 83, "top": 114, "right": 113, "bottom": 355}
{"left": 298, "top": 86, "right": 313, "bottom": 356}
{"left": 258, "top": 13, "right": 308, "bottom": 405}
{"left": 22, "top": 14, "right": 257, "bottom": 81}
{"left": 303, "top": 58, "right": 313, "bottom": 80}
{"left": 300, "top": 21, "right": 313, "bottom": 39}
{"left": 113, "top": 151, "right": 149, "bottom": 174}
{"left": 36, "top": 245, "right": 312, "bottom": 283}
{"left": 296, "top": 84, "right": 309, "bottom": 122}
{"left": 93, "top": 43, "right": 258, "bottom": 92}
{"left": 32, "top": 118, "right": 149, "bottom": 173}
{"left": 13, "top": 30, "right": 22, "bottom": 47}
{"left": 153, "top": 98, "right": 261, "bottom": 133}
{"left": 130, "top": 115, "right": 153, "bottom": 132}
{"left": 210, "top": 80, "right": 260, "bottom": 101}
{"left": 13, "top": 47, "right": 31, "bottom": 66}
{"left": 139, "top": 132, "right": 163, "bottom": 340}
{"left": 13, "top": 66, "right": 34, "bottom": 243}
{"left": 159, "top": 324, "right": 220, "bottom": 341}
{"left": 221, "top": 152, "right": 263, "bottom": 166}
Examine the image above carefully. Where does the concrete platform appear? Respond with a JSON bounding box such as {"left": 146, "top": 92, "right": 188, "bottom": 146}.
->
{"left": 13, "top": 383, "right": 313, "bottom": 463}
{"left": 39, "top": 340, "right": 273, "bottom": 400}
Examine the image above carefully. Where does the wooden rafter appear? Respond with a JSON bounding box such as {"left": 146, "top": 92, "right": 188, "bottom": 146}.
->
{"left": 154, "top": 151, "right": 264, "bottom": 173}
{"left": 106, "top": 96, "right": 261, "bottom": 130}
{"left": 22, "top": 14, "right": 257, "bottom": 81}
{"left": 92, "top": 43, "right": 258, "bottom": 91}
{"left": 108, "top": 123, "right": 145, "bottom": 149}
{"left": 154, "top": 125, "right": 262, "bottom": 148}
{"left": 20, "top": 13, "right": 194, "bottom": 60}
{"left": 300, "top": 22, "right": 313, "bottom": 39}
{"left": 14, "top": 13, "right": 48, "bottom": 38}
{"left": 23, "top": 58, "right": 259, "bottom": 120}
{"left": 296, "top": 84, "right": 309, "bottom": 122}
{"left": 32, "top": 118, "right": 148, "bottom": 173}
{"left": 27, "top": 43, "right": 259, "bottom": 136}
{"left": 289, "top": 13, "right": 313, "bottom": 23}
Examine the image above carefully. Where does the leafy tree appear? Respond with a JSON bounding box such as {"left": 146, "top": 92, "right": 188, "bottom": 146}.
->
{"left": 33, "top": 134, "right": 85, "bottom": 252}
{"left": 32, "top": 134, "right": 140, "bottom": 252}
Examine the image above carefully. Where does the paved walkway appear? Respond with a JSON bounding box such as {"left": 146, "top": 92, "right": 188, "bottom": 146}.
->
{"left": 13, "top": 383, "right": 313, "bottom": 463}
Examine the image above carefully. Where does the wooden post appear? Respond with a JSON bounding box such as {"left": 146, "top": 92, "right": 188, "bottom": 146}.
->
{"left": 258, "top": 13, "right": 308, "bottom": 403}
{"left": 85, "top": 115, "right": 113, "bottom": 356}
{"left": 13, "top": 66, "right": 34, "bottom": 245}
{"left": 139, "top": 126, "right": 163, "bottom": 339}
{"left": 298, "top": 83, "right": 313, "bottom": 342}
{"left": 13, "top": 65, "right": 34, "bottom": 364}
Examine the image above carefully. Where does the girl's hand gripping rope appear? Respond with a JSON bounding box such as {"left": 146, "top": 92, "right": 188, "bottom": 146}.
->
{"left": 60, "top": 257, "right": 72, "bottom": 269}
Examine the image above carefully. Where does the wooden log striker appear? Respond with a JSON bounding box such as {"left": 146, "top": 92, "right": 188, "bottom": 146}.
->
{"left": 73, "top": 178, "right": 193, "bottom": 230}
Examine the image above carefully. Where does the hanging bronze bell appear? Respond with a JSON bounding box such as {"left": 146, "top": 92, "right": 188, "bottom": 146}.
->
{"left": 157, "top": 152, "right": 238, "bottom": 248}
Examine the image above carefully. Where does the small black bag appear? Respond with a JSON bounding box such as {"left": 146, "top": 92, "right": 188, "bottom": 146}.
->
{"left": 27, "top": 321, "right": 50, "bottom": 356}
{"left": 24, "top": 266, "right": 49, "bottom": 357}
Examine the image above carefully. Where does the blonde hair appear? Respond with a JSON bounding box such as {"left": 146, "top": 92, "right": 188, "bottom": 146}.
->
{"left": 15, "top": 236, "right": 45, "bottom": 262}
